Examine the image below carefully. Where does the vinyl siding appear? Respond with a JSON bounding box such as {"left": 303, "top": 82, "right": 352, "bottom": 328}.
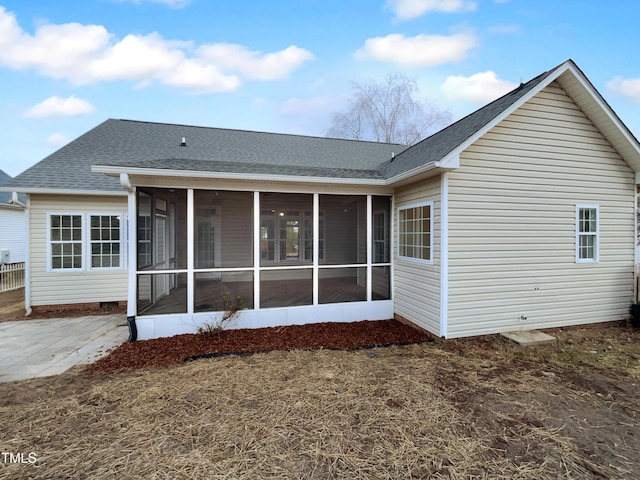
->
{"left": 393, "top": 176, "right": 441, "bottom": 334}
{"left": 446, "top": 82, "right": 635, "bottom": 338}
{"left": 30, "top": 194, "right": 128, "bottom": 306}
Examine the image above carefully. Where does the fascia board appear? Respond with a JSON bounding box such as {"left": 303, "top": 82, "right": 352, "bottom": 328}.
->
{"left": 559, "top": 64, "right": 640, "bottom": 171}
{"left": 0, "top": 187, "right": 126, "bottom": 196}
{"left": 91, "top": 165, "right": 388, "bottom": 187}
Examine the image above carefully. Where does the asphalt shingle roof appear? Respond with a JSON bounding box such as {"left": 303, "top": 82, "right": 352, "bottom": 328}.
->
{"left": 2, "top": 62, "right": 563, "bottom": 193}
{"left": 3, "top": 121, "right": 406, "bottom": 191}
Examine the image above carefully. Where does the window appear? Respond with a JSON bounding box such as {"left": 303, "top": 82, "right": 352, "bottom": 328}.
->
{"left": 398, "top": 202, "right": 433, "bottom": 262}
{"left": 576, "top": 205, "right": 599, "bottom": 262}
{"left": 90, "top": 215, "right": 121, "bottom": 268}
{"left": 50, "top": 214, "right": 83, "bottom": 270}
{"left": 49, "top": 213, "right": 125, "bottom": 271}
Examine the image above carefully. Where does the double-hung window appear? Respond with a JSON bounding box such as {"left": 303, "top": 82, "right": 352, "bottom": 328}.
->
{"left": 50, "top": 214, "right": 83, "bottom": 270}
{"left": 576, "top": 205, "right": 599, "bottom": 262}
{"left": 90, "top": 215, "right": 121, "bottom": 268}
{"left": 49, "top": 213, "right": 125, "bottom": 271}
{"left": 398, "top": 202, "right": 433, "bottom": 263}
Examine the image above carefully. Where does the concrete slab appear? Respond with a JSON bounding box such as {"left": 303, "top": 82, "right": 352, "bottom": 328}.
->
{"left": 501, "top": 330, "right": 557, "bottom": 346}
{"left": 0, "top": 314, "right": 128, "bottom": 383}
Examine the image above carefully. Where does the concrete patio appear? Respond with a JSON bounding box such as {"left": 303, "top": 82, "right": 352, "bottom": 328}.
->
{"left": 0, "top": 314, "right": 128, "bottom": 383}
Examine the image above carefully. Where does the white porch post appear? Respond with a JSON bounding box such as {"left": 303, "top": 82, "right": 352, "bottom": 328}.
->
{"left": 313, "top": 193, "right": 319, "bottom": 305}
{"left": 366, "top": 195, "right": 372, "bottom": 301}
{"left": 254, "top": 191, "right": 261, "bottom": 310}
{"left": 127, "top": 189, "right": 137, "bottom": 318}
{"left": 187, "top": 188, "right": 194, "bottom": 314}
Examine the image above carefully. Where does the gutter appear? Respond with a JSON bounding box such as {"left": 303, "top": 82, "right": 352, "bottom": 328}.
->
{"left": 92, "top": 165, "right": 387, "bottom": 187}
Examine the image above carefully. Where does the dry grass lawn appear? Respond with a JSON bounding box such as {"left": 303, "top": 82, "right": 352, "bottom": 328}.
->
{"left": 0, "top": 321, "right": 639, "bottom": 479}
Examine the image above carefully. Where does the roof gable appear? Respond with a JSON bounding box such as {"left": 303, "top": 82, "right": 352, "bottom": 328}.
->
{"left": 382, "top": 59, "right": 640, "bottom": 183}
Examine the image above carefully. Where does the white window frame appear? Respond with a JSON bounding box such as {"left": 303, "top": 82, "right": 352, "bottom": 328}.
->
{"left": 47, "top": 212, "right": 127, "bottom": 272}
{"left": 575, "top": 204, "right": 599, "bottom": 263}
{"left": 47, "top": 212, "right": 85, "bottom": 272}
{"left": 88, "top": 213, "right": 126, "bottom": 271}
{"left": 397, "top": 201, "right": 434, "bottom": 265}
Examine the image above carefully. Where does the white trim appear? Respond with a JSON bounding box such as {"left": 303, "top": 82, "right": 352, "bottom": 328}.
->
{"left": 396, "top": 201, "right": 434, "bottom": 265}
{"left": 87, "top": 213, "right": 127, "bottom": 271}
{"left": 127, "top": 190, "right": 137, "bottom": 317}
{"left": 135, "top": 300, "right": 394, "bottom": 339}
{"left": 46, "top": 212, "right": 86, "bottom": 273}
{"left": 187, "top": 189, "right": 195, "bottom": 314}
{"left": 313, "top": 193, "right": 319, "bottom": 305}
{"left": 92, "top": 165, "right": 388, "bottom": 187}
{"left": 575, "top": 204, "right": 600, "bottom": 263}
{"left": 366, "top": 195, "right": 373, "bottom": 302}
{"left": 440, "top": 173, "right": 449, "bottom": 338}
{"left": 253, "top": 192, "right": 261, "bottom": 310}
{"left": 46, "top": 211, "right": 128, "bottom": 273}
{"left": 386, "top": 153, "right": 460, "bottom": 186}
{"left": 633, "top": 185, "right": 640, "bottom": 303}
{"left": 0, "top": 187, "right": 126, "bottom": 196}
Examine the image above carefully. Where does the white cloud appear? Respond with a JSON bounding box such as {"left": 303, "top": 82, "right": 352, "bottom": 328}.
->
{"left": 607, "top": 77, "right": 640, "bottom": 103}
{"left": 24, "top": 95, "right": 95, "bottom": 118}
{"left": 45, "top": 133, "right": 71, "bottom": 148}
{"left": 386, "top": 0, "right": 477, "bottom": 20}
{"left": 198, "top": 44, "right": 315, "bottom": 81}
{"left": 355, "top": 32, "right": 477, "bottom": 67}
{"left": 163, "top": 58, "right": 241, "bottom": 93}
{"left": 0, "top": 6, "right": 314, "bottom": 93}
{"left": 441, "top": 71, "right": 517, "bottom": 104}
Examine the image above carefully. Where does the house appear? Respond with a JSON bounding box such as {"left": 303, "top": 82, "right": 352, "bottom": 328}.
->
{"left": 0, "top": 169, "right": 27, "bottom": 265}
{"left": 1, "top": 59, "right": 639, "bottom": 340}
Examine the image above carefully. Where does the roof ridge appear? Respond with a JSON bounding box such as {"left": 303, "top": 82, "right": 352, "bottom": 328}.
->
{"left": 113, "top": 118, "right": 407, "bottom": 147}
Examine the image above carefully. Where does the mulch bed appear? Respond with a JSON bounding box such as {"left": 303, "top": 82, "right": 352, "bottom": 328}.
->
{"left": 86, "top": 319, "right": 434, "bottom": 373}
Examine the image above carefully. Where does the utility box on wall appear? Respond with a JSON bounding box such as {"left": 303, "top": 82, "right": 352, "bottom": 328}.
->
{"left": 1, "top": 249, "right": 9, "bottom": 264}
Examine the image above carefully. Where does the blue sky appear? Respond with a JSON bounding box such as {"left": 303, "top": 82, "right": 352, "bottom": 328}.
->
{"left": 0, "top": 0, "right": 639, "bottom": 177}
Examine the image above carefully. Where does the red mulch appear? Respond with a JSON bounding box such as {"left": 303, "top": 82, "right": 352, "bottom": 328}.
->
{"left": 86, "top": 320, "right": 434, "bottom": 374}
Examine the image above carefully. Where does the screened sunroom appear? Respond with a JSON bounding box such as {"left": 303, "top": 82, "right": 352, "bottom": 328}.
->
{"left": 132, "top": 187, "right": 393, "bottom": 338}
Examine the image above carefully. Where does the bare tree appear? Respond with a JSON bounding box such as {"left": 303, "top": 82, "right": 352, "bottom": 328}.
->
{"left": 327, "top": 74, "right": 452, "bottom": 145}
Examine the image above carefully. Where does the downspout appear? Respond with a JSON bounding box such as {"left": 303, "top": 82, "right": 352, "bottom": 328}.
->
{"left": 121, "top": 173, "right": 138, "bottom": 342}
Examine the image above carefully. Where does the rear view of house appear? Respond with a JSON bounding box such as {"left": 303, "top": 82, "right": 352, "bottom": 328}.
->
{"left": 2, "top": 59, "right": 639, "bottom": 339}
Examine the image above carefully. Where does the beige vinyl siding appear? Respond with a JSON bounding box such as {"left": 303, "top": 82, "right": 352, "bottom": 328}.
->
{"left": 30, "top": 194, "right": 128, "bottom": 307}
{"left": 393, "top": 176, "right": 441, "bottom": 334}
{"left": 446, "top": 82, "right": 635, "bottom": 338}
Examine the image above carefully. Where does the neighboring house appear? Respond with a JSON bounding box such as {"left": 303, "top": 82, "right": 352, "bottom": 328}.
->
{"left": 2, "top": 59, "right": 639, "bottom": 340}
{"left": 0, "top": 170, "right": 27, "bottom": 265}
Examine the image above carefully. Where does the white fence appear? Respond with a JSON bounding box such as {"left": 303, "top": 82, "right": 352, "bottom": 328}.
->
{"left": 0, "top": 262, "right": 25, "bottom": 292}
